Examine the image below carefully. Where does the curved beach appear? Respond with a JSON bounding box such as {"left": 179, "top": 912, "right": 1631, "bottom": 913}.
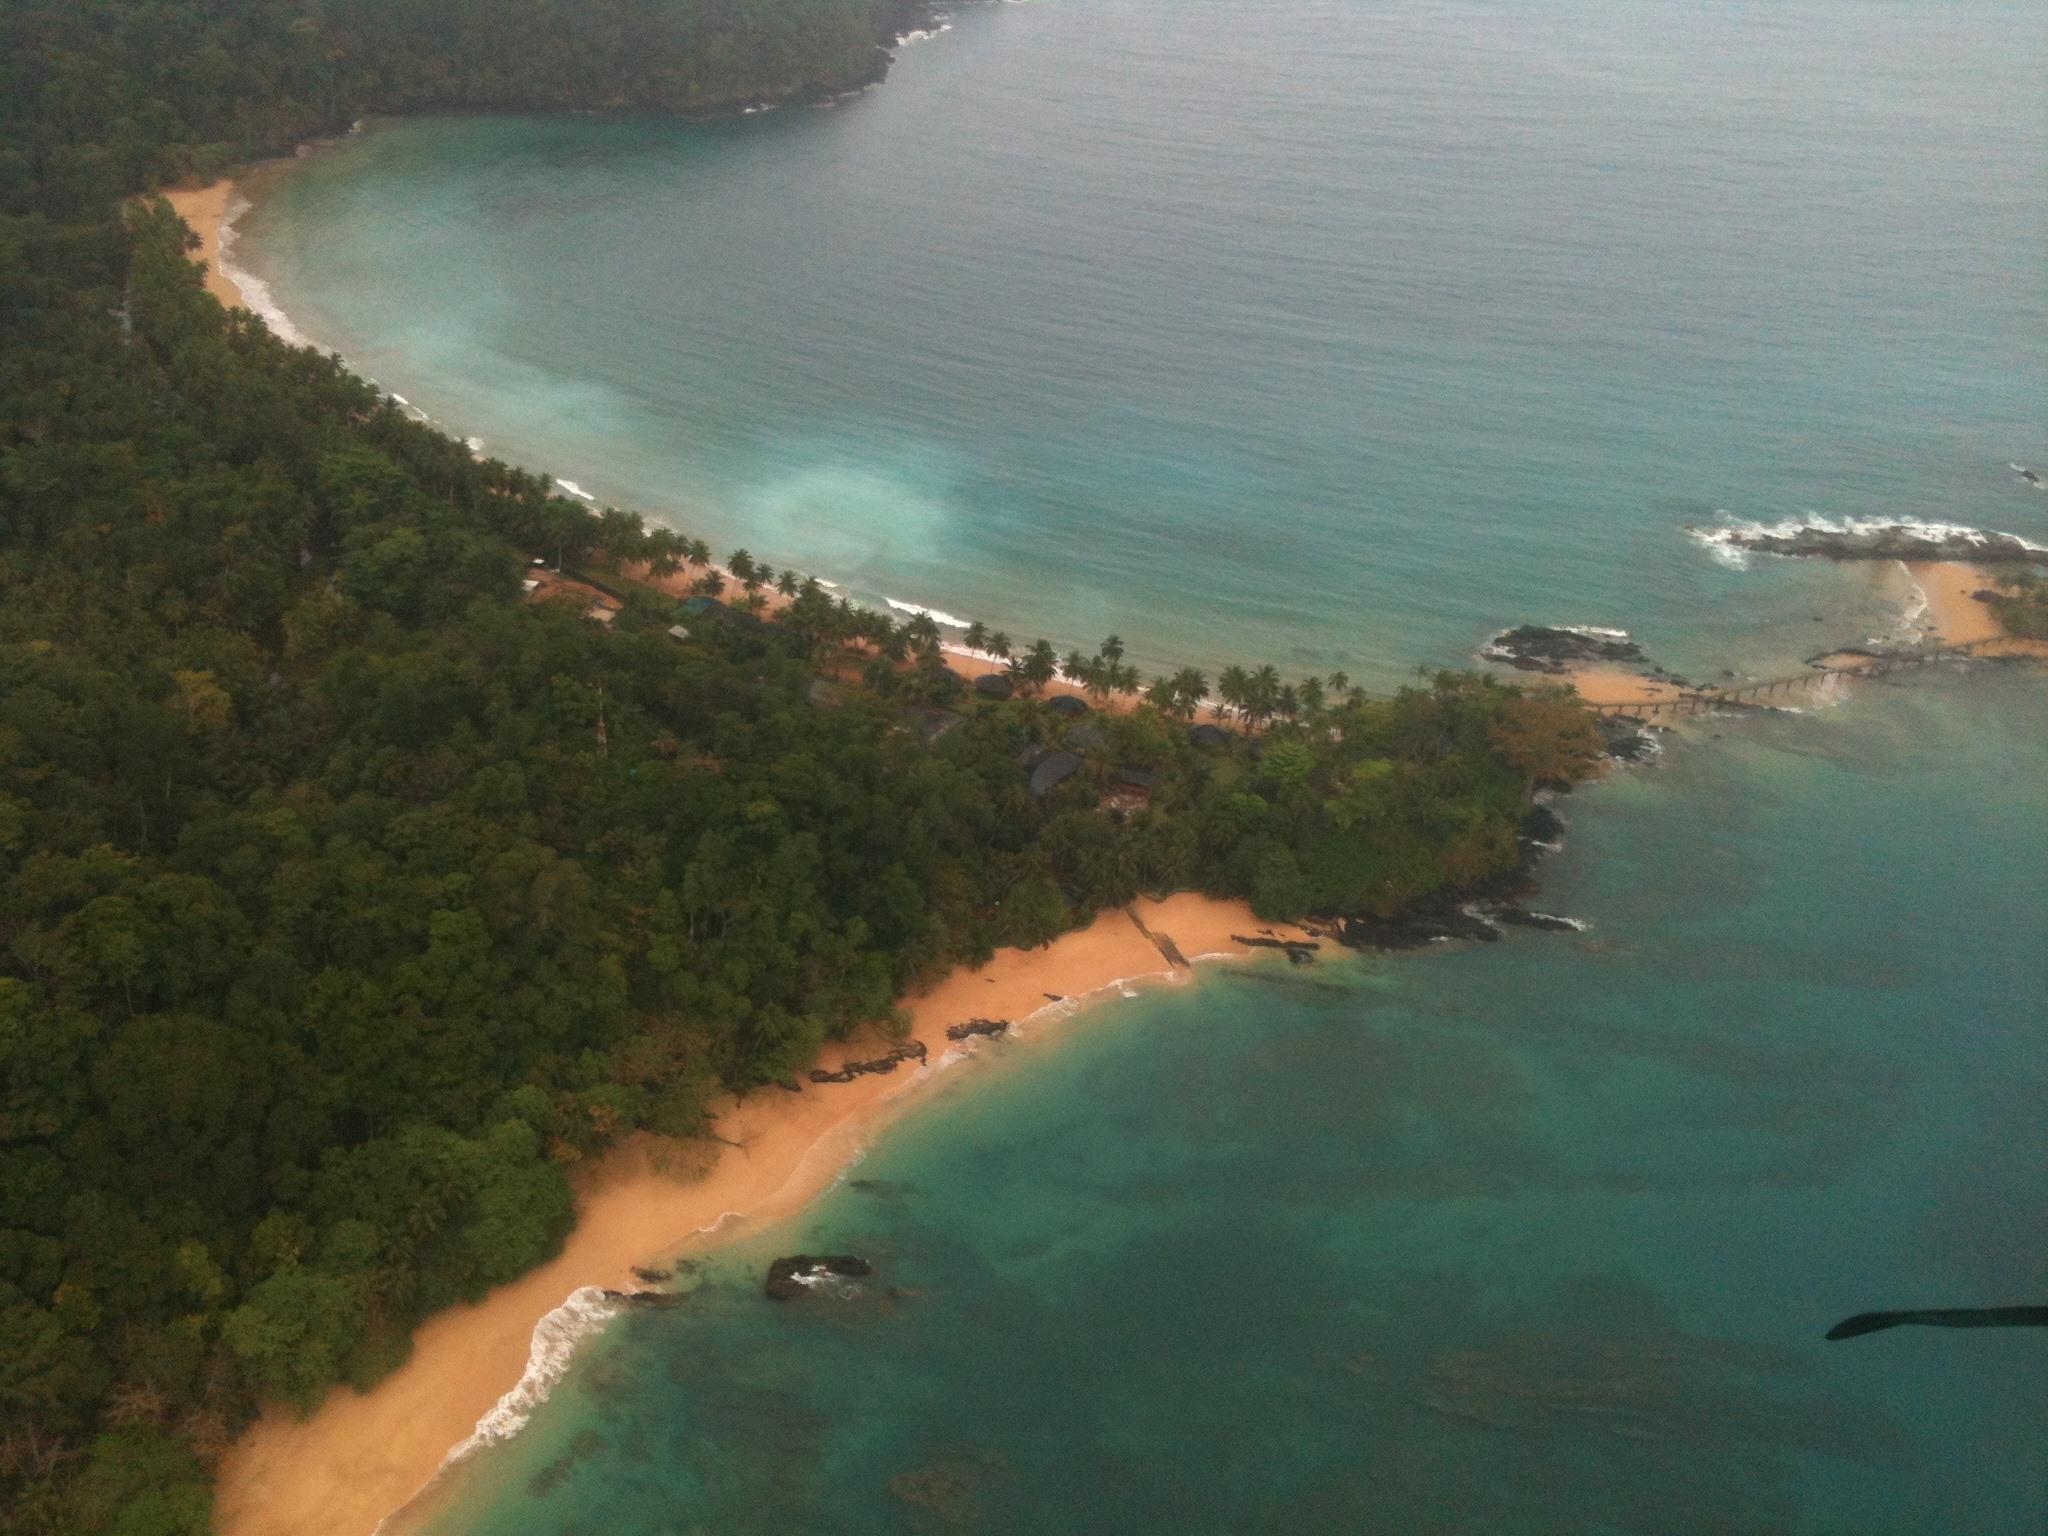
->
{"left": 213, "top": 894, "right": 1311, "bottom": 1536}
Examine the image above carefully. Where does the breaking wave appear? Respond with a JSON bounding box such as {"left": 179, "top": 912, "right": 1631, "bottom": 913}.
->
{"left": 215, "top": 193, "right": 312, "bottom": 348}
{"left": 885, "top": 597, "right": 972, "bottom": 628}
{"left": 446, "top": 1286, "right": 621, "bottom": 1463}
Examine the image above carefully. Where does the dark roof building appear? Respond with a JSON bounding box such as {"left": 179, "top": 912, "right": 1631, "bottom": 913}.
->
{"left": 1116, "top": 766, "right": 1162, "bottom": 789}
{"left": 1188, "top": 722, "right": 1234, "bottom": 749}
{"left": 680, "top": 595, "right": 725, "bottom": 616}
{"left": 1065, "top": 722, "right": 1106, "bottom": 752}
{"left": 1028, "top": 750, "right": 1084, "bottom": 798}
{"left": 1046, "top": 694, "right": 1090, "bottom": 717}
{"left": 975, "top": 673, "right": 1016, "bottom": 700}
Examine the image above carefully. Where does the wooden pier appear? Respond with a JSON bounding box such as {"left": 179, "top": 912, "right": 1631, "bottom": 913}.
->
{"left": 1584, "top": 638, "right": 2032, "bottom": 720}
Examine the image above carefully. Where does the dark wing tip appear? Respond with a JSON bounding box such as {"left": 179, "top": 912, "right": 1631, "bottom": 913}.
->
{"left": 1825, "top": 1312, "right": 1898, "bottom": 1341}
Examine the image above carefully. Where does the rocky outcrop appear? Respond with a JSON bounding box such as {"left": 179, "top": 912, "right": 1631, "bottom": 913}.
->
{"left": 1230, "top": 935, "right": 1320, "bottom": 964}
{"left": 1693, "top": 519, "right": 2047, "bottom": 564}
{"left": 945, "top": 1018, "right": 1010, "bottom": 1042}
{"left": 765, "top": 1254, "right": 873, "bottom": 1300}
{"left": 599, "top": 1288, "right": 688, "bottom": 1308}
{"left": 1598, "top": 719, "right": 1663, "bottom": 764}
{"left": 1335, "top": 902, "right": 1502, "bottom": 950}
{"left": 809, "top": 1040, "right": 927, "bottom": 1084}
{"left": 1483, "top": 625, "right": 1644, "bottom": 673}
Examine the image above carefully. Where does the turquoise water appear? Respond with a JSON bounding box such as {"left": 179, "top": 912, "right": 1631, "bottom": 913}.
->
{"left": 234, "top": 2, "right": 2048, "bottom": 1530}
{"left": 423, "top": 669, "right": 2048, "bottom": 1535}
{"left": 237, "top": 0, "right": 2048, "bottom": 684}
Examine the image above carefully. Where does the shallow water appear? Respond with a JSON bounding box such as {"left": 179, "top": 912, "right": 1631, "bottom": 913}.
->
{"left": 422, "top": 668, "right": 2047, "bottom": 1535}
{"left": 236, "top": 0, "right": 2047, "bottom": 685}
{"left": 232, "top": 1, "right": 2048, "bottom": 1529}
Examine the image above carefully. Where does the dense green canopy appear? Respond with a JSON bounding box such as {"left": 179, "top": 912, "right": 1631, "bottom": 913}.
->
{"left": 0, "top": 6, "right": 1600, "bottom": 1532}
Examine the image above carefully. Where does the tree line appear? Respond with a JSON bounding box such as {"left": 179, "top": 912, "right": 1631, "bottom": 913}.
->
{"left": 0, "top": 7, "right": 1609, "bottom": 1533}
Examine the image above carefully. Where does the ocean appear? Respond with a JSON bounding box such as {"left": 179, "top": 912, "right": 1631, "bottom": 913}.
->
{"left": 227, "top": 0, "right": 2048, "bottom": 1529}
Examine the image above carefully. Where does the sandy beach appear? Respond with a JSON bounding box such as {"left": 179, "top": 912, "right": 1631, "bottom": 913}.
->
{"left": 1907, "top": 561, "right": 2047, "bottom": 660}
{"left": 1558, "top": 666, "right": 1692, "bottom": 709}
{"left": 162, "top": 180, "right": 243, "bottom": 309}
{"left": 214, "top": 893, "right": 1310, "bottom": 1536}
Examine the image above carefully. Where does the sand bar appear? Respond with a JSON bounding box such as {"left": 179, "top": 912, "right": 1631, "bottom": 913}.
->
{"left": 214, "top": 893, "right": 1310, "bottom": 1536}
{"left": 161, "top": 180, "right": 243, "bottom": 309}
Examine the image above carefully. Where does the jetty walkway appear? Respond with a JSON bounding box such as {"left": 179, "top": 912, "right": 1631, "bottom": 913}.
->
{"left": 1583, "top": 637, "right": 2041, "bottom": 720}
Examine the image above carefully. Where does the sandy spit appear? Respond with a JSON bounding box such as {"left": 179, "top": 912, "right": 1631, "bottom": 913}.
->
{"left": 214, "top": 894, "right": 1311, "bottom": 1536}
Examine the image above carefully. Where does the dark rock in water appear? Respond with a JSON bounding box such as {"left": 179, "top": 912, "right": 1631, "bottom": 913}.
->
{"left": 765, "top": 1254, "right": 874, "bottom": 1300}
{"left": 1043, "top": 992, "right": 1066, "bottom": 1002}
{"left": 1336, "top": 905, "right": 1502, "bottom": 951}
{"left": 1695, "top": 520, "right": 2046, "bottom": 563}
{"left": 945, "top": 1017, "right": 1010, "bottom": 1042}
{"left": 1598, "top": 719, "right": 1662, "bottom": 764}
{"left": 1230, "top": 934, "right": 1320, "bottom": 965}
{"left": 630, "top": 1264, "right": 672, "bottom": 1284}
{"left": 601, "top": 1288, "right": 688, "bottom": 1308}
{"left": 1483, "top": 624, "right": 1644, "bottom": 674}
{"left": 1520, "top": 804, "right": 1567, "bottom": 846}
{"left": 807, "top": 1039, "right": 928, "bottom": 1084}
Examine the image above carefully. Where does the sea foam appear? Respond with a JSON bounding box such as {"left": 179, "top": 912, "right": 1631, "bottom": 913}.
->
{"left": 885, "top": 597, "right": 972, "bottom": 628}
{"left": 445, "top": 1286, "right": 621, "bottom": 1463}
{"left": 216, "top": 193, "right": 313, "bottom": 348}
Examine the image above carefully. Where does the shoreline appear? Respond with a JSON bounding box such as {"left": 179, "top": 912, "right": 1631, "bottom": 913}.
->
{"left": 213, "top": 894, "right": 1312, "bottom": 1536}
{"left": 166, "top": 168, "right": 2034, "bottom": 704}
{"left": 162, "top": 181, "right": 244, "bottom": 309}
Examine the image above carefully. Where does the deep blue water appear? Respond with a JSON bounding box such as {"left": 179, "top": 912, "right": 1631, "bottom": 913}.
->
{"left": 230, "top": 2, "right": 2048, "bottom": 1530}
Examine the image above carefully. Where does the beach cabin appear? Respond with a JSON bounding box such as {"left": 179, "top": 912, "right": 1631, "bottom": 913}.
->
{"left": 1027, "top": 750, "right": 1084, "bottom": 798}
{"left": 584, "top": 604, "right": 618, "bottom": 627}
{"left": 666, "top": 624, "right": 691, "bottom": 643}
{"left": 975, "top": 673, "right": 1016, "bottom": 701}
{"left": 521, "top": 578, "right": 542, "bottom": 595}
{"left": 1106, "top": 765, "right": 1160, "bottom": 814}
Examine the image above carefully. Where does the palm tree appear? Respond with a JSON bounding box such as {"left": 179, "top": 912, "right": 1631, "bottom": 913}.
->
{"left": 1171, "top": 666, "right": 1208, "bottom": 720}
{"left": 1100, "top": 634, "right": 1125, "bottom": 667}
{"left": 692, "top": 570, "right": 726, "bottom": 598}
{"left": 645, "top": 529, "right": 684, "bottom": 579}
{"left": 1248, "top": 664, "right": 1282, "bottom": 731}
{"left": 1023, "top": 639, "right": 1059, "bottom": 693}
{"left": 728, "top": 549, "right": 757, "bottom": 584}
{"left": 963, "top": 621, "right": 989, "bottom": 654}
{"left": 905, "top": 613, "right": 942, "bottom": 654}
{"left": 1061, "top": 649, "right": 1091, "bottom": 684}
{"left": 1083, "top": 659, "right": 1114, "bottom": 702}
{"left": 1297, "top": 676, "right": 1325, "bottom": 719}
{"left": 687, "top": 538, "right": 712, "bottom": 567}
{"left": 1325, "top": 670, "right": 1349, "bottom": 695}
{"left": 776, "top": 569, "right": 800, "bottom": 599}
{"left": 988, "top": 631, "right": 1013, "bottom": 663}
{"left": 1217, "top": 665, "right": 1251, "bottom": 723}
{"left": 1145, "top": 674, "right": 1178, "bottom": 713}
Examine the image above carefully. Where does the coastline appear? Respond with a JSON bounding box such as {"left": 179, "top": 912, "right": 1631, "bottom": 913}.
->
{"left": 213, "top": 893, "right": 1312, "bottom": 1536}
{"left": 162, "top": 181, "right": 244, "bottom": 309}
